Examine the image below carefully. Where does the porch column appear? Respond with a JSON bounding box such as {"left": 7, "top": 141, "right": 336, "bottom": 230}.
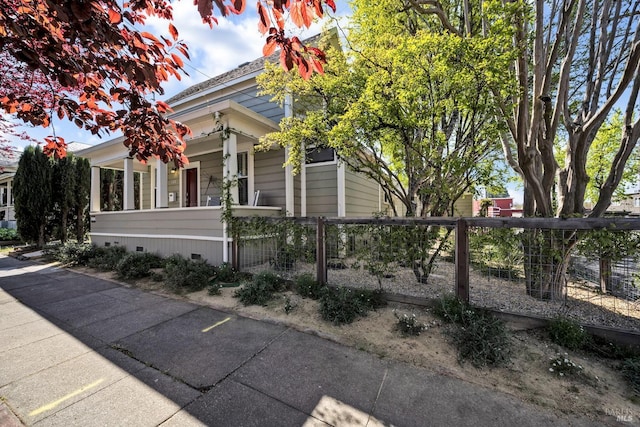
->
{"left": 285, "top": 147, "right": 294, "bottom": 216}
{"left": 301, "top": 143, "right": 307, "bottom": 216}
{"left": 123, "top": 157, "right": 134, "bottom": 210}
{"left": 6, "top": 180, "right": 11, "bottom": 207}
{"left": 156, "top": 159, "right": 168, "bottom": 208}
{"left": 90, "top": 166, "right": 101, "bottom": 212}
{"left": 337, "top": 160, "right": 346, "bottom": 217}
{"left": 284, "top": 94, "right": 294, "bottom": 216}
{"left": 223, "top": 133, "right": 238, "bottom": 205}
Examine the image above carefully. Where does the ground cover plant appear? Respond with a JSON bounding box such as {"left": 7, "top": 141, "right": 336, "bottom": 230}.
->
{"left": 115, "top": 252, "right": 163, "bottom": 280}
{"left": 319, "top": 287, "right": 386, "bottom": 325}
{"left": 433, "top": 295, "right": 511, "bottom": 368}
{"left": 234, "top": 271, "right": 286, "bottom": 306}
{"left": 163, "top": 254, "right": 216, "bottom": 294}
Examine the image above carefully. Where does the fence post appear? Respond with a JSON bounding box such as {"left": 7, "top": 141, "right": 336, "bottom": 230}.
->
{"left": 455, "top": 218, "right": 470, "bottom": 303}
{"left": 316, "top": 217, "right": 326, "bottom": 285}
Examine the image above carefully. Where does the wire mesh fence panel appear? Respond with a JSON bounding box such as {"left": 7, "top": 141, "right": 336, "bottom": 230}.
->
{"left": 467, "top": 222, "right": 640, "bottom": 333}
{"left": 234, "top": 217, "right": 318, "bottom": 280}
{"left": 324, "top": 219, "right": 457, "bottom": 298}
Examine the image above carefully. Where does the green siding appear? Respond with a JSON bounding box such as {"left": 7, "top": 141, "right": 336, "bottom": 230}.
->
{"left": 345, "top": 168, "right": 379, "bottom": 217}
{"left": 254, "top": 149, "right": 286, "bottom": 210}
{"left": 306, "top": 164, "right": 337, "bottom": 217}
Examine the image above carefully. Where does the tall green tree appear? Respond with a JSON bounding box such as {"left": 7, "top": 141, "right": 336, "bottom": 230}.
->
{"left": 258, "top": 0, "right": 506, "bottom": 218}
{"left": 74, "top": 157, "right": 91, "bottom": 242}
{"left": 52, "top": 154, "right": 77, "bottom": 243}
{"left": 13, "top": 145, "right": 52, "bottom": 247}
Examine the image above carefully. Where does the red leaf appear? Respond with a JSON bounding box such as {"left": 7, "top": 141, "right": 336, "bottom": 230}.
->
{"left": 108, "top": 9, "right": 122, "bottom": 24}
{"left": 197, "top": 0, "right": 214, "bottom": 19}
{"left": 257, "top": 3, "right": 269, "bottom": 34}
{"left": 263, "top": 38, "right": 277, "bottom": 56}
{"left": 171, "top": 53, "right": 184, "bottom": 68}
{"left": 168, "top": 23, "right": 179, "bottom": 40}
{"left": 290, "top": 1, "right": 304, "bottom": 27}
{"left": 231, "top": 0, "right": 245, "bottom": 14}
{"left": 325, "top": 0, "right": 336, "bottom": 12}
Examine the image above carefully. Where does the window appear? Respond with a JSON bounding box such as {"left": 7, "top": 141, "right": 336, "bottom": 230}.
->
{"left": 305, "top": 147, "right": 335, "bottom": 164}
{"left": 237, "top": 152, "right": 248, "bottom": 205}
{"left": 634, "top": 197, "right": 640, "bottom": 208}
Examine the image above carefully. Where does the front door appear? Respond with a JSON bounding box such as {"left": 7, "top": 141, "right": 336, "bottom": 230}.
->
{"left": 186, "top": 168, "right": 198, "bottom": 207}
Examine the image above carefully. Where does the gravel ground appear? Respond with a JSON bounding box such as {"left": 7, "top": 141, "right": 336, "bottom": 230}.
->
{"left": 244, "top": 258, "right": 640, "bottom": 333}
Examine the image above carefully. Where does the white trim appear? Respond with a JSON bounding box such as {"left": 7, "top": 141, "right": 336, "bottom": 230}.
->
{"left": 156, "top": 159, "right": 168, "bottom": 208}
{"left": 246, "top": 151, "right": 255, "bottom": 205}
{"left": 89, "top": 232, "right": 227, "bottom": 242}
{"left": 285, "top": 146, "right": 294, "bottom": 216}
{"left": 123, "top": 157, "right": 134, "bottom": 210}
{"left": 337, "top": 160, "right": 346, "bottom": 217}
{"left": 90, "top": 205, "right": 280, "bottom": 215}
{"left": 301, "top": 142, "right": 307, "bottom": 217}
{"left": 90, "top": 166, "right": 101, "bottom": 212}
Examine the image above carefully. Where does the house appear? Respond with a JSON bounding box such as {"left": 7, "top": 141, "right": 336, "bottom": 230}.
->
{"left": 77, "top": 33, "right": 384, "bottom": 265}
{"left": 602, "top": 192, "right": 640, "bottom": 216}
{"left": 472, "top": 196, "right": 523, "bottom": 217}
{"left": 0, "top": 150, "right": 18, "bottom": 228}
{"left": 0, "top": 142, "right": 90, "bottom": 229}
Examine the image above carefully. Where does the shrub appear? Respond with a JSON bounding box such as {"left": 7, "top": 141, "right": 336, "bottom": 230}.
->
{"left": 432, "top": 295, "right": 468, "bottom": 324}
{"left": 87, "top": 245, "right": 127, "bottom": 271}
{"left": 115, "top": 252, "right": 163, "bottom": 280}
{"left": 319, "top": 287, "right": 386, "bottom": 325}
{"left": 547, "top": 317, "right": 589, "bottom": 350}
{"left": 164, "top": 254, "right": 216, "bottom": 293}
{"left": 207, "top": 282, "right": 222, "bottom": 295}
{"left": 621, "top": 357, "right": 640, "bottom": 396}
{"left": 234, "top": 271, "right": 285, "bottom": 306}
{"left": 0, "top": 228, "right": 19, "bottom": 241}
{"left": 216, "top": 262, "right": 237, "bottom": 282}
{"left": 295, "top": 273, "right": 326, "bottom": 300}
{"left": 394, "top": 310, "right": 426, "bottom": 336}
{"left": 548, "top": 354, "right": 583, "bottom": 377}
{"left": 450, "top": 308, "right": 511, "bottom": 368}
{"left": 49, "top": 241, "right": 96, "bottom": 266}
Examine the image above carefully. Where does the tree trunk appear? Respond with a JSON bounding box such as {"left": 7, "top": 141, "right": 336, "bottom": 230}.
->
{"left": 522, "top": 229, "right": 569, "bottom": 300}
{"left": 76, "top": 206, "right": 85, "bottom": 242}
{"left": 599, "top": 257, "right": 612, "bottom": 294}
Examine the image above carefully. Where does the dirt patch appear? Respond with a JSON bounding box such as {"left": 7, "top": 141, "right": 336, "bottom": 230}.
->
{"left": 79, "top": 267, "right": 639, "bottom": 425}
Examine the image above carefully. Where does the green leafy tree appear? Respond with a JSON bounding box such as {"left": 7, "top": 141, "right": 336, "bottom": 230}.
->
{"left": 258, "top": 0, "right": 506, "bottom": 218}
{"left": 13, "top": 145, "right": 52, "bottom": 247}
{"left": 52, "top": 154, "right": 76, "bottom": 243}
{"left": 74, "top": 157, "right": 91, "bottom": 242}
{"left": 584, "top": 111, "right": 639, "bottom": 205}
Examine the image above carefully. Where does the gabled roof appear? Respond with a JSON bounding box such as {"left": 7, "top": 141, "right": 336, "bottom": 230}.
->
{"left": 165, "top": 32, "right": 328, "bottom": 106}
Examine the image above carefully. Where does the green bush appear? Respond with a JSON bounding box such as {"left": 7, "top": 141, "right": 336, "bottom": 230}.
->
{"left": 319, "top": 287, "right": 386, "bottom": 325}
{"left": 295, "top": 273, "right": 326, "bottom": 300}
{"left": 394, "top": 310, "right": 426, "bottom": 336}
{"left": 164, "top": 254, "right": 216, "bottom": 293}
{"left": 432, "top": 295, "right": 469, "bottom": 324}
{"left": 547, "top": 317, "right": 589, "bottom": 350}
{"left": 621, "top": 357, "right": 640, "bottom": 396}
{"left": 234, "top": 271, "right": 285, "bottom": 305}
{"left": 49, "top": 241, "right": 96, "bottom": 266}
{"left": 115, "top": 252, "right": 163, "bottom": 280}
{"left": 0, "top": 228, "right": 19, "bottom": 241}
{"left": 87, "top": 245, "right": 127, "bottom": 271}
{"left": 451, "top": 308, "right": 511, "bottom": 368}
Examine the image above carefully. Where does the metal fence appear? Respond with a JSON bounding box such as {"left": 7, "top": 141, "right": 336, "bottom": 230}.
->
{"left": 233, "top": 216, "right": 640, "bottom": 333}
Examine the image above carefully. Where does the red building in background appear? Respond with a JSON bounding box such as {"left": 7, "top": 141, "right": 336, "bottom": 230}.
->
{"left": 472, "top": 197, "right": 523, "bottom": 217}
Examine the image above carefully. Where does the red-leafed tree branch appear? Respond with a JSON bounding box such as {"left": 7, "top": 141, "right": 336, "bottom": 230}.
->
{"left": 0, "top": 0, "right": 334, "bottom": 166}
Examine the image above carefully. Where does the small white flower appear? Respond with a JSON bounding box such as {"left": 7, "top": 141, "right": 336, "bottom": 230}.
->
{"left": 549, "top": 368, "right": 554, "bottom": 372}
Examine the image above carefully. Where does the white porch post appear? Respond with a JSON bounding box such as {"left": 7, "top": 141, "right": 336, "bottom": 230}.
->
{"left": 223, "top": 133, "right": 238, "bottom": 204}
{"left": 123, "top": 157, "right": 134, "bottom": 210}
{"left": 156, "top": 159, "right": 168, "bottom": 208}
{"left": 285, "top": 147, "right": 294, "bottom": 216}
{"left": 301, "top": 143, "right": 307, "bottom": 217}
{"left": 222, "top": 132, "right": 238, "bottom": 263}
{"left": 90, "top": 166, "right": 101, "bottom": 212}
{"left": 337, "top": 160, "right": 346, "bottom": 217}
{"left": 6, "top": 180, "right": 11, "bottom": 207}
{"left": 284, "top": 94, "right": 294, "bottom": 216}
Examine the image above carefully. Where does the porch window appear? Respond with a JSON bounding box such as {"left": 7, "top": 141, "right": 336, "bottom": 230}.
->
{"left": 238, "top": 152, "right": 248, "bottom": 205}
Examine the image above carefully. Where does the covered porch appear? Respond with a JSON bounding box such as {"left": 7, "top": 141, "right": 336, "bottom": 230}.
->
{"left": 78, "top": 100, "right": 292, "bottom": 264}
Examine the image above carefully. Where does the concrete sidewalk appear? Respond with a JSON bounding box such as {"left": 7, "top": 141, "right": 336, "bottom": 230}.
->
{"left": 0, "top": 255, "right": 598, "bottom": 426}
